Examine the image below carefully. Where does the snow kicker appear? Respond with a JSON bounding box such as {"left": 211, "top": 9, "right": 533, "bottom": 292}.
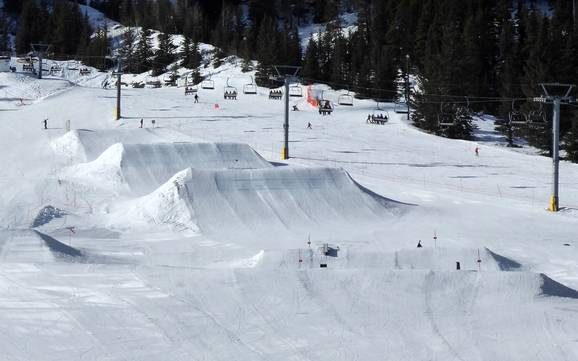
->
{"left": 63, "top": 142, "right": 273, "bottom": 195}
{"left": 127, "top": 166, "right": 406, "bottom": 235}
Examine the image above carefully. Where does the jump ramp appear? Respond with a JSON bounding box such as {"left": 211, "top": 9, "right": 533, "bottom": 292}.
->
{"left": 51, "top": 128, "right": 194, "bottom": 163}
{"left": 129, "top": 166, "right": 406, "bottom": 235}
{"left": 64, "top": 142, "right": 273, "bottom": 195}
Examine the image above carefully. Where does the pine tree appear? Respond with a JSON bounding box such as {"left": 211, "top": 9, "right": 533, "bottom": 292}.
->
{"left": 301, "top": 38, "right": 321, "bottom": 83}
{"left": 84, "top": 26, "right": 110, "bottom": 70}
{"left": 0, "top": 15, "right": 10, "bottom": 52}
{"left": 15, "top": 0, "right": 44, "bottom": 54}
{"left": 152, "top": 32, "right": 176, "bottom": 76}
{"left": 119, "top": 29, "right": 137, "bottom": 73}
{"left": 135, "top": 28, "right": 153, "bottom": 73}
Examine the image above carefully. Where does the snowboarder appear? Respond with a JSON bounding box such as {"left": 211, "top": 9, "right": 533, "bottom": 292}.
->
{"left": 43, "top": 119, "right": 47, "bottom": 130}
{"left": 292, "top": 105, "right": 299, "bottom": 111}
{"left": 307, "top": 122, "right": 312, "bottom": 129}
{"left": 475, "top": 147, "right": 479, "bottom": 157}
{"left": 417, "top": 240, "right": 423, "bottom": 248}
{"left": 194, "top": 94, "right": 199, "bottom": 103}
{"left": 139, "top": 118, "right": 143, "bottom": 128}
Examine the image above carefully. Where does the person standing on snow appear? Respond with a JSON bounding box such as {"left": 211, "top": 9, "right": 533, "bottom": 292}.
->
{"left": 43, "top": 119, "right": 48, "bottom": 130}
{"left": 417, "top": 240, "right": 423, "bottom": 248}
{"left": 307, "top": 122, "right": 312, "bottom": 129}
{"left": 194, "top": 94, "right": 199, "bottom": 103}
{"left": 475, "top": 147, "right": 480, "bottom": 157}
{"left": 139, "top": 118, "right": 143, "bottom": 128}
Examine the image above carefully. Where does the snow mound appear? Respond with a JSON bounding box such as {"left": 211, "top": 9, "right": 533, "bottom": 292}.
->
{"left": 127, "top": 167, "right": 406, "bottom": 234}
{"left": 247, "top": 247, "right": 522, "bottom": 271}
{"left": 51, "top": 128, "right": 192, "bottom": 163}
{"left": 64, "top": 142, "right": 273, "bottom": 195}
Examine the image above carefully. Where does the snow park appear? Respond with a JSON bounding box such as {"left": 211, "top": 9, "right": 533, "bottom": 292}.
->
{"left": 0, "top": 0, "right": 578, "bottom": 360}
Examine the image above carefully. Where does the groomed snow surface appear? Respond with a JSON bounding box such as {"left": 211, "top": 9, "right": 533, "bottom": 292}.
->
{"left": 1, "top": 63, "right": 578, "bottom": 361}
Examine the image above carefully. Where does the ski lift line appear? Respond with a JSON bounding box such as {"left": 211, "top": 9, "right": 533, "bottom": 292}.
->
{"left": 300, "top": 76, "right": 538, "bottom": 100}
{"left": 18, "top": 52, "right": 563, "bottom": 103}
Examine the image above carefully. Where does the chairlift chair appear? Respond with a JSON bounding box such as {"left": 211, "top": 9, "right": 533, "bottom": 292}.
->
{"left": 508, "top": 101, "right": 528, "bottom": 125}
{"left": 223, "top": 77, "right": 238, "bottom": 100}
{"left": 289, "top": 84, "right": 303, "bottom": 97}
{"left": 201, "top": 74, "right": 215, "bottom": 90}
{"left": 338, "top": 90, "right": 354, "bottom": 106}
{"left": 67, "top": 61, "right": 79, "bottom": 71}
{"left": 50, "top": 62, "right": 62, "bottom": 74}
{"left": 527, "top": 103, "right": 546, "bottom": 125}
{"left": 318, "top": 99, "right": 334, "bottom": 115}
{"left": 184, "top": 85, "right": 198, "bottom": 95}
{"left": 438, "top": 103, "right": 455, "bottom": 127}
{"left": 243, "top": 76, "right": 257, "bottom": 95}
{"left": 367, "top": 112, "right": 389, "bottom": 124}
{"left": 163, "top": 73, "right": 176, "bottom": 86}
{"left": 394, "top": 101, "right": 409, "bottom": 113}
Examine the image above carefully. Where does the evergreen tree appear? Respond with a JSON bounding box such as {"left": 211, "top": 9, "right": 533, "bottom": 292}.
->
{"left": 301, "top": 38, "right": 320, "bottom": 83}
{"left": 152, "top": 32, "right": 176, "bottom": 76}
{"left": 84, "top": 26, "right": 110, "bottom": 70}
{"left": 135, "top": 28, "right": 153, "bottom": 73}
{"left": 15, "top": 0, "right": 44, "bottom": 54}
{"left": 118, "top": 29, "right": 137, "bottom": 73}
{"left": 0, "top": 15, "right": 10, "bottom": 52}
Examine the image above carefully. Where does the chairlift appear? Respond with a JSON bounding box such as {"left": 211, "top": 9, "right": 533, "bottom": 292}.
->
{"left": 163, "top": 73, "right": 176, "bottom": 86}
{"left": 67, "top": 61, "right": 79, "bottom": 71}
{"left": 223, "top": 77, "right": 238, "bottom": 100}
{"left": 318, "top": 99, "right": 334, "bottom": 115}
{"left": 184, "top": 84, "right": 198, "bottom": 95}
{"left": 337, "top": 89, "right": 354, "bottom": 106}
{"left": 201, "top": 74, "right": 215, "bottom": 90}
{"left": 184, "top": 73, "right": 193, "bottom": 86}
{"left": 367, "top": 111, "right": 389, "bottom": 124}
{"left": 50, "top": 62, "right": 62, "bottom": 74}
{"left": 438, "top": 103, "right": 455, "bottom": 127}
{"left": 289, "top": 84, "right": 303, "bottom": 97}
{"left": 243, "top": 76, "right": 257, "bottom": 95}
{"left": 527, "top": 103, "right": 546, "bottom": 125}
{"left": 269, "top": 89, "right": 283, "bottom": 100}
{"left": 146, "top": 79, "right": 162, "bottom": 88}
{"left": 394, "top": 101, "right": 408, "bottom": 113}
{"left": 509, "top": 100, "right": 528, "bottom": 125}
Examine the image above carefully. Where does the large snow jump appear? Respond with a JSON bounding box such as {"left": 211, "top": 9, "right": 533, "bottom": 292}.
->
{"left": 64, "top": 142, "right": 272, "bottom": 195}
{"left": 129, "top": 166, "right": 406, "bottom": 235}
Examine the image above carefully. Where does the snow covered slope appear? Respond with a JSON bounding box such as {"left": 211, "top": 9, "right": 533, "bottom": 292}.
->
{"left": 1, "top": 49, "right": 577, "bottom": 361}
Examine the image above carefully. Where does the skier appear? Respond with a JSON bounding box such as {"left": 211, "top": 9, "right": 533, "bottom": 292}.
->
{"left": 417, "top": 240, "right": 423, "bottom": 248}
{"left": 151, "top": 119, "right": 156, "bottom": 128}
{"left": 43, "top": 119, "right": 48, "bottom": 130}
{"left": 139, "top": 118, "right": 143, "bottom": 128}
{"left": 194, "top": 94, "right": 199, "bottom": 103}
{"left": 307, "top": 122, "right": 312, "bottom": 129}
{"left": 475, "top": 147, "right": 480, "bottom": 157}
{"left": 292, "top": 105, "right": 299, "bottom": 111}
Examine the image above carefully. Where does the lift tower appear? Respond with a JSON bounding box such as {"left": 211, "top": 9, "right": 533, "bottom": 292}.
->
{"left": 535, "top": 83, "right": 575, "bottom": 212}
